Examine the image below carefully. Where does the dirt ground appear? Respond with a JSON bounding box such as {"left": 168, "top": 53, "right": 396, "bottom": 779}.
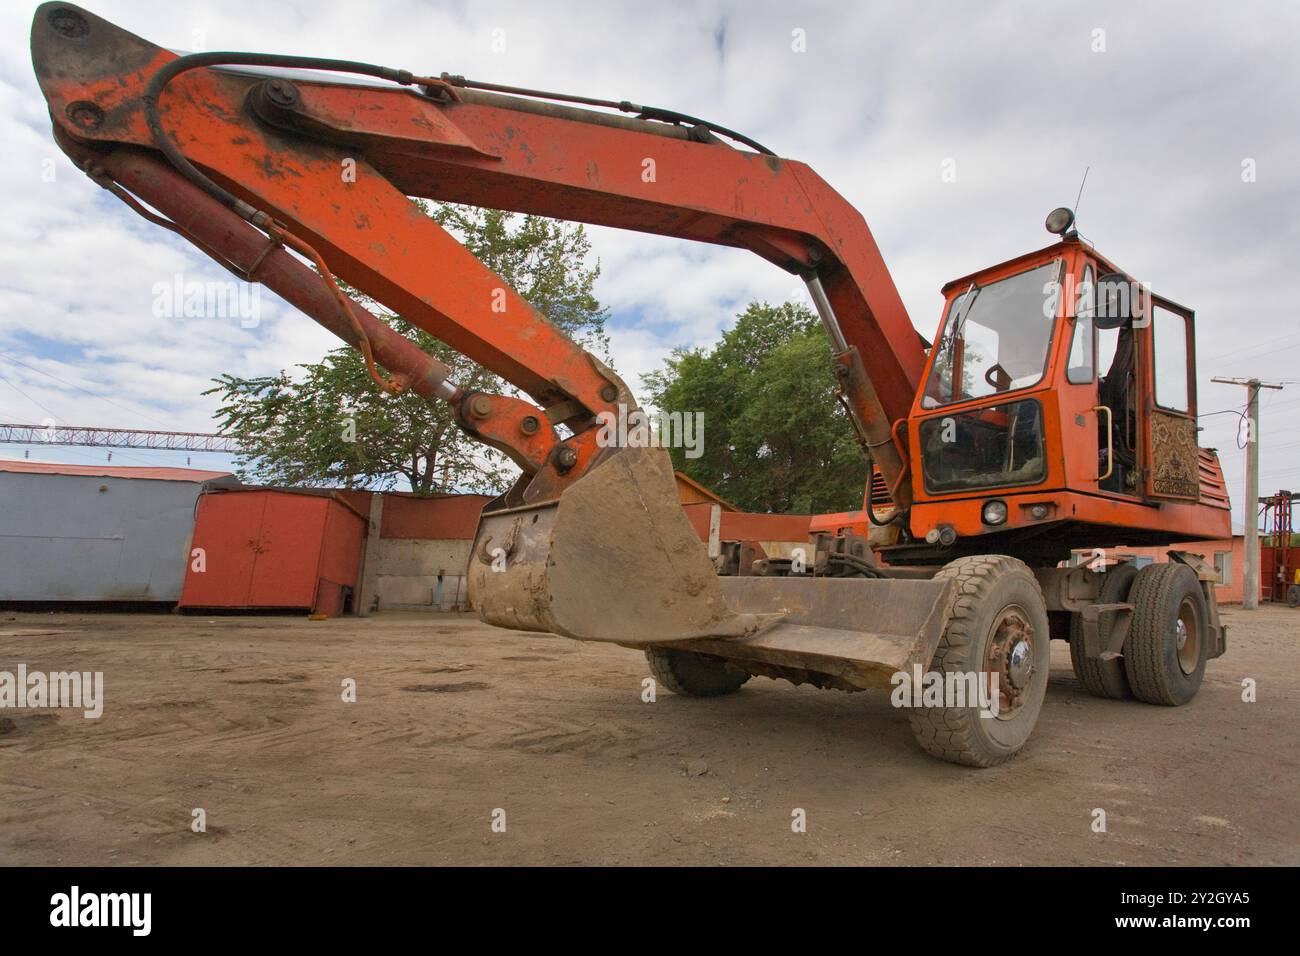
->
{"left": 0, "top": 604, "right": 1296, "bottom": 866}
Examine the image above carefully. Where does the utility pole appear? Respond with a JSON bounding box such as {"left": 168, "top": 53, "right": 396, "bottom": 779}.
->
{"left": 1212, "top": 377, "right": 1284, "bottom": 609}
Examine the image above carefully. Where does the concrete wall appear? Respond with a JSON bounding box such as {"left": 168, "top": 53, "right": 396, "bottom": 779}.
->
{"left": 371, "top": 538, "right": 474, "bottom": 609}
{"left": 352, "top": 492, "right": 491, "bottom": 612}
{"left": 0, "top": 472, "right": 206, "bottom": 602}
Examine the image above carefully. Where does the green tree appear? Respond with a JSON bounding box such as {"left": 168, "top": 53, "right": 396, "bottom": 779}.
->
{"left": 643, "top": 301, "right": 866, "bottom": 514}
{"left": 207, "top": 203, "right": 609, "bottom": 494}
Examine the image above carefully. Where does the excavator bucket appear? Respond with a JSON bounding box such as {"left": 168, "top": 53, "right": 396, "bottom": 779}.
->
{"left": 469, "top": 446, "right": 957, "bottom": 689}
{"left": 469, "top": 446, "right": 778, "bottom": 644}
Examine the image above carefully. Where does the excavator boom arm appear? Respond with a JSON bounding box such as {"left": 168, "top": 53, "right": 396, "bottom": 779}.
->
{"left": 31, "top": 2, "right": 925, "bottom": 506}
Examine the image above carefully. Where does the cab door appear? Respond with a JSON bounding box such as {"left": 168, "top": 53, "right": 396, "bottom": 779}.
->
{"left": 1073, "top": 260, "right": 1141, "bottom": 496}
{"left": 1140, "top": 296, "right": 1201, "bottom": 501}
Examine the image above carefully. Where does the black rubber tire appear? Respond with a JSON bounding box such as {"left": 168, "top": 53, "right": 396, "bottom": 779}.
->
{"left": 1069, "top": 562, "right": 1138, "bottom": 699}
{"left": 645, "top": 647, "right": 750, "bottom": 698}
{"left": 1123, "top": 563, "right": 1208, "bottom": 706}
{"left": 908, "top": 555, "right": 1050, "bottom": 768}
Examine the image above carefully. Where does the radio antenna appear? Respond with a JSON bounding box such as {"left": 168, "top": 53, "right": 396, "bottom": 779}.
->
{"left": 1074, "top": 166, "right": 1091, "bottom": 220}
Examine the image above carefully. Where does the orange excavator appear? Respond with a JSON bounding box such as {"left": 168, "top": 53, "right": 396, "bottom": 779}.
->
{"left": 32, "top": 4, "right": 1233, "bottom": 765}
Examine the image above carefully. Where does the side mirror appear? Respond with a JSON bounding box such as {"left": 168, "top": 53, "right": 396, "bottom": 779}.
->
{"left": 1095, "top": 272, "right": 1135, "bottom": 330}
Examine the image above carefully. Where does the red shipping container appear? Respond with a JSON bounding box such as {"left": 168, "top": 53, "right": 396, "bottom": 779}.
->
{"left": 179, "top": 490, "right": 366, "bottom": 615}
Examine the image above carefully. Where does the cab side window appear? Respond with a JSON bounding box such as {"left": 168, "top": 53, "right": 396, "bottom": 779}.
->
{"left": 1152, "top": 305, "right": 1190, "bottom": 412}
{"left": 1067, "top": 265, "right": 1095, "bottom": 383}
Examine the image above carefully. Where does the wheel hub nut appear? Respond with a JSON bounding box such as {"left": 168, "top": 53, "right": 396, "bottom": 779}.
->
{"left": 1007, "top": 639, "right": 1033, "bottom": 689}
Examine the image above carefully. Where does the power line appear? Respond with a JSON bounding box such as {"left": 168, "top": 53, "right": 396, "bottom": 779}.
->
{"left": 0, "top": 350, "right": 175, "bottom": 430}
{"left": 0, "top": 356, "right": 239, "bottom": 470}
{"left": 0, "top": 370, "right": 61, "bottom": 420}
{"left": 1208, "top": 329, "right": 1300, "bottom": 365}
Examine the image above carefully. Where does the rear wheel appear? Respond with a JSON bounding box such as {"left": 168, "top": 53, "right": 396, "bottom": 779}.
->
{"left": 1123, "top": 563, "right": 1208, "bottom": 705}
{"left": 646, "top": 647, "right": 750, "bottom": 698}
{"left": 1069, "top": 562, "right": 1138, "bottom": 699}
{"left": 909, "top": 555, "right": 1050, "bottom": 767}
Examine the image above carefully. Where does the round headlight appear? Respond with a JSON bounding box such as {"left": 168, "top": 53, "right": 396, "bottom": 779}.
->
{"left": 1045, "top": 206, "right": 1075, "bottom": 235}
{"left": 982, "top": 500, "right": 1008, "bottom": 525}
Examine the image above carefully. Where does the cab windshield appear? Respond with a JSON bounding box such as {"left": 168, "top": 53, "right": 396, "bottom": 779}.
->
{"left": 922, "top": 260, "right": 1061, "bottom": 407}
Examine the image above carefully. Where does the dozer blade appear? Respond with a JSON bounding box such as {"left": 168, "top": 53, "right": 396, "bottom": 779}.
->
{"left": 673, "top": 576, "right": 958, "bottom": 690}
{"left": 468, "top": 445, "right": 780, "bottom": 644}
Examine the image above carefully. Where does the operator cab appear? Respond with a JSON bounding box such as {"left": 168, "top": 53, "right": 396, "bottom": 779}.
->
{"left": 917, "top": 256, "right": 1060, "bottom": 494}
{"left": 899, "top": 207, "right": 1226, "bottom": 560}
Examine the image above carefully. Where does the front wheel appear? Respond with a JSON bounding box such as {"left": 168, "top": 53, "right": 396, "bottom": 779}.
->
{"left": 645, "top": 647, "right": 750, "bottom": 698}
{"left": 909, "top": 555, "right": 1050, "bottom": 767}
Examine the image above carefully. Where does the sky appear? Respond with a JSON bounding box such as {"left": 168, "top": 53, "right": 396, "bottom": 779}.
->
{"left": 1, "top": 0, "right": 1298, "bottom": 526}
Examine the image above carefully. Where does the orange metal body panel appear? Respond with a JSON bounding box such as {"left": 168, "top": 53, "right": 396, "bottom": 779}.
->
{"left": 680, "top": 503, "right": 814, "bottom": 544}
{"left": 245, "top": 494, "right": 333, "bottom": 607}
{"left": 378, "top": 494, "right": 491, "bottom": 540}
{"left": 180, "top": 491, "right": 365, "bottom": 611}
{"left": 0, "top": 459, "right": 231, "bottom": 482}
{"left": 180, "top": 492, "right": 265, "bottom": 608}
{"left": 317, "top": 498, "right": 367, "bottom": 608}
{"left": 1260, "top": 546, "right": 1300, "bottom": 602}
{"left": 303, "top": 488, "right": 497, "bottom": 540}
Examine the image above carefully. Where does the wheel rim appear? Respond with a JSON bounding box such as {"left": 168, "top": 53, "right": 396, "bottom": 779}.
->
{"left": 1175, "top": 596, "right": 1201, "bottom": 675}
{"left": 984, "top": 604, "right": 1036, "bottom": 719}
